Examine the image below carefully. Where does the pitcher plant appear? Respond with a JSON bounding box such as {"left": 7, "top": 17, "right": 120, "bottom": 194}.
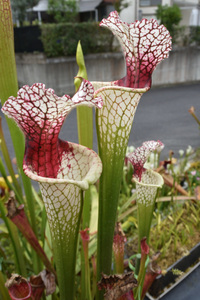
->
{"left": 127, "top": 140, "right": 164, "bottom": 299}
{"left": 93, "top": 11, "right": 171, "bottom": 288}
{"left": 2, "top": 80, "right": 103, "bottom": 300}
{"left": 0, "top": 2, "right": 174, "bottom": 299}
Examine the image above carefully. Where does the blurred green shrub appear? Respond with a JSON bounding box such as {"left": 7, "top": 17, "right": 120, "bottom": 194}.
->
{"left": 40, "top": 22, "right": 117, "bottom": 57}
{"left": 190, "top": 26, "right": 200, "bottom": 45}
{"left": 172, "top": 25, "right": 188, "bottom": 46}
{"left": 48, "top": 0, "right": 78, "bottom": 23}
{"left": 156, "top": 4, "right": 182, "bottom": 42}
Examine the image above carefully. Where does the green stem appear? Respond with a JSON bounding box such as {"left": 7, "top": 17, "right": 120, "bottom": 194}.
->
{"left": 0, "top": 156, "right": 41, "bottom": 274}
{"left": 96, "top": 151, "right": 125, "bottom": 300}
{"left": 76, "top": 106, "right": 93, "bottom": 148}
{"left": 0, "top": 198, "right": 27, "bottom": 277}
{"left": 23, "top": 174, "right": 42, "bottom": 274}
{"left": 135, "top": 259, "right": 147, "bottom": 300}
{"left": 81, "top": 228, "right": 92, "bottom": 300}
{"left": 40, "top": 183, "right": 84, "bottom": 300}
{"left": 135, "top": 203, "right": 154, "bottom": 276}
{"left": 0, "top": 156, "right": 23, "bottom": 204}
{"left": 94, "top": 87, "right": 146, "bottom": 300}
{"left": 0, "top": 117, "right": 22, "bottom": 197}
{"left": 75, "top": 42, "right": 93, "bottom": 230}
{"left": 137, "top": 203, "right": 154, "bottom": 246}
{"left": 75, "top": 41, "right": 94, "bottom": 299}
{"left": 74, "top": 41, "right": 92, "bottom": 149}
{"left": 0, "top": 0, "right": 18, "bottom": 104}
{"left": 0, "top": 271, "right": 10, "bottom": 299}
{"left": 91, "top": 255, "right": 97, "bottom": 299}
{"left": 2, "top": 122, "right": 40, "bottom": 274}
{"left": 115, "top": 252, "right": 124, "bottom": 274}
{"left": 81, "top": 188, "right": 92, "bottom": 299}
{"left": 0, "top": 1, "right": 40, "bottom": 273}
{"left": 189, "top": 110, "right": 200, "bottom": 126}
{"left": 8, "top": 202, "right": 55, "bottom": 276}
{"left": 83, "top": 249, "right": 92, "bottom": 300}
{"left": 3, "top": 122, "right": 39, "bottom": 245}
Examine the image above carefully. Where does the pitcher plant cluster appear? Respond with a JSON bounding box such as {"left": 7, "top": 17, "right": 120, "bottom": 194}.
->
{"left": 0, "top": 1, "right": 172, "bottom": 300}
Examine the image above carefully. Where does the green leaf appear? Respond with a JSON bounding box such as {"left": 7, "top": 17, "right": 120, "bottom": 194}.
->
{"left": 75, "top": 41, "right": 93, "bottom": 149}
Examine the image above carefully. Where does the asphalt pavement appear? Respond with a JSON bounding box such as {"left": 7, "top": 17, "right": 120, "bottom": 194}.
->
{"left": 0, "top": 82, "right": 200, "bottom": 165}
{"left": 129, "top": 82, "right": 200, "bottom": 159}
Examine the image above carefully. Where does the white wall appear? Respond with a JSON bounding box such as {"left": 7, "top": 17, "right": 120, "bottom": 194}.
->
{"left": 162, "top": 0, "right": 171, "bottom": 5}
{"left": 174, "top": 0, "right": 198, "bottom": 5}
{"left": 120, "top": 0, "right": 137, "bottom": 22}
{"left": 15, "top": 47, "right": 200, "bottom": 96}
{"left": 122, "top": 0, "right": 199, "bottom": 25}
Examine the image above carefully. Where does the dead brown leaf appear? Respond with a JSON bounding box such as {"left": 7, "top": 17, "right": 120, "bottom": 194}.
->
{"left": 98, "top": 272, "right": 137, "bottom": 300}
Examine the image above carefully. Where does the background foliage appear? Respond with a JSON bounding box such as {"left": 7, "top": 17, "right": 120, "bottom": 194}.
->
{"left": 11, "top": 0, "right": 39, "bottom": 26}
{"left": 40, "top": 22, "right": 117, "bottom": 57}
{"left": 156, "top": 4, "right": 182, "bottom": 41}
{"left": 48, "top": 0, "right": 78, "bottom": 23}
{"left": 190, "top": 26, "right": 200, "bottom": 45}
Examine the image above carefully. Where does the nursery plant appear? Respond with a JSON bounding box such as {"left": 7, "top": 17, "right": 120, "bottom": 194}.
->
{"left": 91, "top": 13, "right": 171, "bottom": 299}
{"left": 2, "top": 1, "right": 195, "bottom": 300}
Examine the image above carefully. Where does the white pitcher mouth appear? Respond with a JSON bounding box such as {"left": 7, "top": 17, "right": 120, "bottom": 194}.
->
{"left": 92, "top": 81, "right": 149, "bottom": 95}
{"left": 23, "top": 142, "right": 102, "bottom": 190}
{"left": 133, "top": 169, "right": 164, "bottom": 188}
